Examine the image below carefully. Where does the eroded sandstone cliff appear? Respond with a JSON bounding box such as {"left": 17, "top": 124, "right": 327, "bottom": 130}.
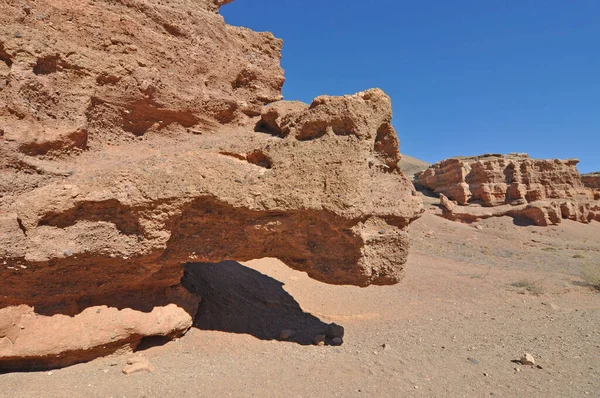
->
{"left": 0, "top": 0, "right": 422, "bottom": 369}
{"left": 415, "top": 154, "right": 599, "bottom": 226}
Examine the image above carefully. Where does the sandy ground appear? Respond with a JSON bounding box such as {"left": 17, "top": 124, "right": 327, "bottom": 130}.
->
{"left": 1, "top": 213, "right": 599, "bottom": 397}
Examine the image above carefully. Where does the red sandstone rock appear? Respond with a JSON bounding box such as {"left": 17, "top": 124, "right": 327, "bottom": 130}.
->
{"left": 416, "top": 154, "right": 599, "bottom": 226}
{"left": 0, "top": 0, "right": 422, "bottom": 369}
{"left": 582, "top": 172, "right": 600, "bottom": 189}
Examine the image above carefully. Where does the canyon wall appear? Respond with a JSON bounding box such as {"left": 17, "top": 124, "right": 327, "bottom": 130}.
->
{"left": 415, "top": 154, "right": 599, "bottom": 226}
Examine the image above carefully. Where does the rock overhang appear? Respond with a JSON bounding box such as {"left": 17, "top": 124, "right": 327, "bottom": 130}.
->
{"left": 0, "top": 0, "right": 423, "bottom": 369}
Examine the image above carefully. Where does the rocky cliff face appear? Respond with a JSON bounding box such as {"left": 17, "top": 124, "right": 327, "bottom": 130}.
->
{"left": 415, "top": 154, "right": 599, "bottom": 226}
{"left": 582, "top": 172, "right": 600, "bottom": 190}
{"left": 0, "top": 0, "right": 422, "bottom": 369}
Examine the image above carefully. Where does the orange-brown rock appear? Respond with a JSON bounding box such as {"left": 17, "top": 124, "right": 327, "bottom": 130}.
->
{"left": 582, "top": 172, "right": 600, "bottom": 202}
{"left": 415, "top": 154, "right": 599, "bottom": 226}
{"left": 0, "top": 0, "right": 422, "bottom": 370}
{"left": 582, "top": 172, "right": 600, "bottom": 189}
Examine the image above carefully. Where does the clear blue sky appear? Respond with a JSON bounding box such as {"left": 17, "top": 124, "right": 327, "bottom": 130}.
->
{"left": 221, "top": 1, "right": 599, "bottom": 173}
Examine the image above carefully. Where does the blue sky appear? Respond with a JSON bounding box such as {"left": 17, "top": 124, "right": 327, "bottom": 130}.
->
{"left": 221, "top": 1, "right": 599, "bottom": 173}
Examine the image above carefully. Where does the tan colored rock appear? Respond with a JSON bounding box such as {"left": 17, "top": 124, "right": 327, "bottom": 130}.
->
{"left": 123, "top": 357, "right": 155, "bottom": 375}
{"left": 415, "top": 154, "right": 598, "bottom": 226}
{"left": 439, "top": 194, "right": 457, "bottom": 213}
{"left": 520, "top": 353, "right": 535, "bottom": 365}
{"left": 0, "top": 286, "right": 197, "bottom": 371}
{"left": 0, "top": 0, "right": 422, "bottom": 370}
{"left": 256, "top": 101, "right": 308, "bottom": 136}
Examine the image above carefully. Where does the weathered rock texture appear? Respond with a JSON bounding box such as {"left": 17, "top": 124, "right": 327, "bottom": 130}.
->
{"left": 415, "top": 154, "right": 599, "bottom": 226}
{"left": 582, "top": 172, "right": 600, "bottom": 191}
{"left": 0, "top": 0, "right": 422, "bottom": 369}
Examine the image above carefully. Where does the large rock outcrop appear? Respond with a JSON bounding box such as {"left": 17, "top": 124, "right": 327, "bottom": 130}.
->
{"left": 415, "top": 154, "right": 599, "bottom": 226}
{"left": 0, "top": 0, "right": 422, "bottom": 369}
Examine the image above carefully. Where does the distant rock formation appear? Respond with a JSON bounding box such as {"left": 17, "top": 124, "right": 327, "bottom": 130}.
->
{"left": 415, "top": 154, "right": 599, "bottom": 226}
{"left": 582, "top": 172, "right": 600, "bottom": 191}
{"left": 0, "top": 0, "right": 422, "bottom": 369}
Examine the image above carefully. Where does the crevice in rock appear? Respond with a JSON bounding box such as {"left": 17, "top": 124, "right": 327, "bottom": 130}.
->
{"left": 218, "top": 150, "right": 273, "bottom": 169}
{"left": 38, "top": 199, "right": 144, "bottom": 236}
{"left": 373, "top": 123, "right": 401, "bottom": 172}
{"left": 0, "top": 42, "right": 12, "bottom": 67}
{"left": 163, "top": 23, "right": 186, "bottom": 37}
{"left": 254, "top": 119, "right": 284, "bottom": 137}
{"left": 246, "top": 150, "right": 272, "bottom": 169}
{"left": 16, "top": 217, "right": 27, "bottom": 236}
{"left": 218, "top": 151, "right": 247, "bottom": 161}
{"left": 18, "top": 128, "right": 89, "bottom": 156}
{"left": 122, "top": 99, "right": 199, "bottom": 136}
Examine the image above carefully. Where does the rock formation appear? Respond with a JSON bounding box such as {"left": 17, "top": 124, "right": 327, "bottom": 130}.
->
{"left": 582, "top": 172, "right": 600, "bottom": 191}
{"left": 415, "top": 154, "right": 599, "bottom": 226}
{"left": 0, "top": 0, "right": 422, "bottom": 369}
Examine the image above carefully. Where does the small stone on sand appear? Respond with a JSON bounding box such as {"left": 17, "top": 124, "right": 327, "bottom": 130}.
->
{"left": 520, "top": 353, "right": 535, "bottom": 365}
{"left": 122, "top": 357, "right": 155, "bottom": 374}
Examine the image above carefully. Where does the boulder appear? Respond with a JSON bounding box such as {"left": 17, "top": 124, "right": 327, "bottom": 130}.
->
{"left": 0, "top": 0, "right": 422, "bottom": 369}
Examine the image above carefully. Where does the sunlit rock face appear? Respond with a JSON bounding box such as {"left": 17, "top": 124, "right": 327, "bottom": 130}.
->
{"left": 0, "top": 0, "right": 422, "bottom": 369}
{"left": 415, "top": 154, "right": 599, "bottom": 226}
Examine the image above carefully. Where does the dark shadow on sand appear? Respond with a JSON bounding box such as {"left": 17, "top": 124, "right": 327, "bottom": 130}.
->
{"left": 181, "top": 260, "right": 331, "bottom": 345}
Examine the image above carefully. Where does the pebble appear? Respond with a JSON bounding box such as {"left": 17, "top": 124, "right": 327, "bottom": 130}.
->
{"left": 520, "top": 353, "right": 535, "bottom": 365}
{"left": 468, "top": 357, "right": 479, "bottom": 365}
{"left": 313, "top": 335, "right": 326, "bottom": 346}
{"left": 325, "top": 323, "right": 344, "bottom": 339}
{"left": 122, "top": 357, "right": 155, "bottom": 375}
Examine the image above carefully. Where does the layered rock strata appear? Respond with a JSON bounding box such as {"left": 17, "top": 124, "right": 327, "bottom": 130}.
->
{"left": 0, "top": 0, "right": 422, "bottom": 369}
{"left": 582, "top": 172, "right": 600, "bottom": 193}
{"left": 415, "top": 154, "right": 599, "bottom": 226}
